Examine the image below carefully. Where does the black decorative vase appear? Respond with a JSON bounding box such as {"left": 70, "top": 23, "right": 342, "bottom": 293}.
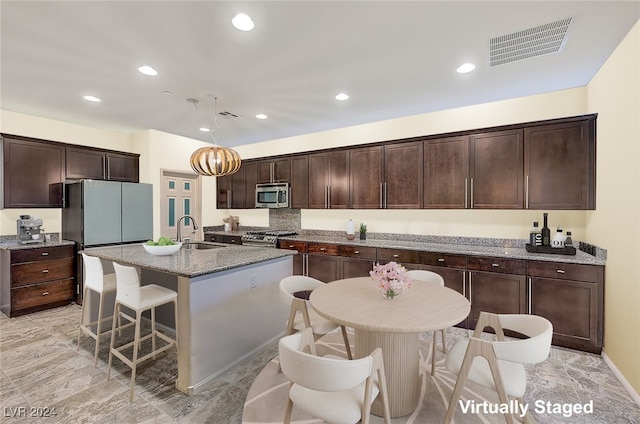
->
{"left": 360, "top": 232, "right": 366, "bottom": 240}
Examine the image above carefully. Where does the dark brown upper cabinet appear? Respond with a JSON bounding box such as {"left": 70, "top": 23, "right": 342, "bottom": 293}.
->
{"left": 257, "top": 158, "right": 290, "bottom": 183}
{"left": 66, "top": 147, "right": 139, "bottom": 182}
{"left": 1, "top": 135, "right": 65, "bottom": 208}
{"left": 470, "top": 129, "right": 524, "bottom": 209}
{"left": 290, "top": 155, "right": 309, "bottom": 209}
{"left": 384, "top": 142, "right": 423, "bottom": 209}
{"left": 216, "top": 160, "right": 258, "bottom": 209}
{"left": 243, "top": 161, "right": 258, "bottom": 208}
{"left": 308, "top": 151, "right": 349, "bottom": 209}
{"left": 350, "top": 146, "right": 383, "bottom": 209}
{"left": 216, "top": 174, "right": 232, "bottom": 209}
{"left": 105, "top": 152, "right": 139, "bottom": 182}
{"left": 524, "top": 118, "right": 595, "bottom": 210}
{"left": 424, "top": 136, "right": 469, "bottom": 208}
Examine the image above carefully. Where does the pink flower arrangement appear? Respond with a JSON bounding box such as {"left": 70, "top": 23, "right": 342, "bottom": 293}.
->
{"left": 370, "top": 261, "right": 411, "bottom": 299}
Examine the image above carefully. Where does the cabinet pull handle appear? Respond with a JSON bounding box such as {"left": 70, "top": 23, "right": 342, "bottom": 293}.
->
{"left": 380, "top": 183, "right": 383, "bottom": 208}
{"left": 392, "top": 254, "right": 399, "bottom": 258}
{"left": 354, "top": 250, "right": 360, "bottom": 254}
{"left": 470, "top": 178, "right": 474, "bottom": 208}
{"left": 525, "top": 175, "right": 530, "bottom": 209}
{"left": 384, "top": 182, "right": 388, "bottom": 208}
{"left": 556, "top": 269, "right": 566, "bottom": 274}
{"left": 491, "top": 263, "right": 500, "bottom": 267}
{"left": 41, "top": 252, "right": 49, "bottom": 256}
{"left": 42, "top": 269, "right": 49, "bottom": 273}
{"left": 320, "top": 247, "right": 326, "bottom": 251}
{"left": 289, "top": 244, "right": 294, "bottom": 248}
{"left": 438, "top": 258, "right": 445, "bottom": 262}
{"left": 42, "top": 292, "right": 49, "bottom": 296}
{"left": 464, "top": 178, "right": 468, "bottom": 208}
{"left": 528, "top": 278, "right": 532, "bottom": 314}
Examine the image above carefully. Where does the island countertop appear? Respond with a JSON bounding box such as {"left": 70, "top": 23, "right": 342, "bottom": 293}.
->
{"left": 81, "top": 243, "right": 296, "bottom": 278}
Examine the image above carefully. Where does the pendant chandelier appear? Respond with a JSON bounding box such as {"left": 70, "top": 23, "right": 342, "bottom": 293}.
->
{"left": 189, "top": 97, "right": 242, "bottom": 177}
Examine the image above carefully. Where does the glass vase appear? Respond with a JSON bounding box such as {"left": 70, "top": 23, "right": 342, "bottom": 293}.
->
{"left": 380, "top": 287, "right": 402, "bottom": 300}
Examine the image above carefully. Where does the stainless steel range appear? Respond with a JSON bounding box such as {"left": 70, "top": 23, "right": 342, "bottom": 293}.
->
{"left": 241, "top": 230, "right": 298, "bottom": 248}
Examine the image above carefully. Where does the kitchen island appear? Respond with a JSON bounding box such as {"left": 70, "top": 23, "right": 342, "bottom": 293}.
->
{"left": 81, "top": 242, "right": 295, "bottom": 394}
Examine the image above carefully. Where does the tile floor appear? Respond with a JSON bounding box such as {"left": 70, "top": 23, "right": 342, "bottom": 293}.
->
{"left": 1, "top": 304, "right": 639, "bottom": 424}
{"left": 0, "top": 304, "right": 277, "bottom": 423}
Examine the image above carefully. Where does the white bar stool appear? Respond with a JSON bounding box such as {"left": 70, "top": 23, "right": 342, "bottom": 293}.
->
{"left": 77, "top": 253, "right": 118, "bottom": 367}
{"left": 107, "top": 262, "right": 178, "bottom": 402}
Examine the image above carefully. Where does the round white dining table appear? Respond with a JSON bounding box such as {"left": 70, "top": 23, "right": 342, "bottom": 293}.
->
{"left": 309, "top": 276, "right": 470, "bottom": 418}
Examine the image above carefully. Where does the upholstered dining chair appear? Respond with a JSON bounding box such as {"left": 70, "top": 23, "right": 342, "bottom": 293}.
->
{"left": 407, "top": 269, "right": 447, "bottom": 375}
{"left": 444, "top": 312, "right": 553, "bottom": 424}
{"left": 279, "top": 328, "right": 391, "bottom": 424}
{"left": 279, "top": 275, "right": 352, "bottom": 359}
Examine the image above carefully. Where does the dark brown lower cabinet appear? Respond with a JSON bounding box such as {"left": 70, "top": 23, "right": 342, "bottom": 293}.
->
{"left": 307, "top": 254, "right": 340, "bottom": 282}
{"left": 468, "top": 270, "right": 527, "bottom": 330}
{"left": 527, "top": 260, "right": 603, "bottom": 353}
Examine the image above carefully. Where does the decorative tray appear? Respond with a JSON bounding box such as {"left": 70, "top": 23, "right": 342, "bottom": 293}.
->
{"left": 525, "top": 244, "right": 576, "bottom": 256}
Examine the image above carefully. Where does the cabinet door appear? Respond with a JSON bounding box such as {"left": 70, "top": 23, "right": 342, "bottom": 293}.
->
{"left": 308, "top": 153, "right": 329, "bottom": 209}
{"left": 66, "top": 147, "right": 105, "bottom": 180}
{"left": 106, "top": 153, "right": 139, "bottom": 182}
{"left": 307, "top": 255, "right": 340, "bottom": 282}
{"left": 216, "top": 175, "right": 232, "bottom": 209}
{"left": 385, "top": 142, "right": 422, "bottom": 209}
{"left": 243, "top": 161, "right": 258, "bottom": 208}
{"left": 342, "top": 258, "right": 374, "bottom": 279}
{"left": 470, "top": 129, "right": 523, "bottom": 209}
{"left": 421, "top": 265, "right": 467, "bottom": 328}
{"left": 424, "top": 136, "right": 468, "bottom": 208}
{"left": 328, "top": 151, "right": 349, "bottom": 209}
{"left": 230, "top": 167, "right": 246, "bottom": 209}
{"left": 529, "top": 277, "right": 600, "bottom": 353}
{"left": 290, "top": 155, "right": 309, "bottom": 209}
{"left": 468, "top": 271, "right": 526, "bottom": 329}
{"left": 258, "top": 158, "right": 291, "bottom": 183}
{"left": 525, "top": 119, "right": 595, "bottom": 210}
{"left": 2, "top": 136, "right": 65, "bottom": 208}
{"left": 350, "top": 146, "right": 383, "bottom": 209}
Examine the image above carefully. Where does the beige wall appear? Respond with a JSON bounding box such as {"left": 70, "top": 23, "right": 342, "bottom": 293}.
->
{"left": 586, "top": 20, "right": 640, "bottom": 393}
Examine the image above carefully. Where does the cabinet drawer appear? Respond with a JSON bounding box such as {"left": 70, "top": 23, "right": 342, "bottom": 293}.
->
{"left": 308, "top": 243, "right": 339, "bottom": 256}
{"left": 376, "top": 248, "right": 419, "bottom": 264}
{"left": 11, "top": 258, "right": 75, "bottom": 287}
{"left": 222, "top": 235, "right": 242, "bottom": 245}
{"left": 338, "top": 245, "right": 377, "bottom": 260}
{"left": 467, "top": 256, "right": 526, "bottom": 275}
{"left": 205, "top": 234, "right": 225, "bottom": 243}
{"left": 278, "top": 240, "right": 308, "bottom": 253}
{"left": 419, "top": 252, "right": 467, "bottom": 269}
{"left": 527, "top": 261, "right": 602, "bottom": 283}
{"left": 10, "top": 245, "right": 75, "bottom": 264}
{"left": 12, "top": 279, "right": 74, "bottom": 311}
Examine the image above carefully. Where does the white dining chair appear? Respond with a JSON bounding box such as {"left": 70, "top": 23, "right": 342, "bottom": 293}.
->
{"left": 279, "top": 327, "right": 391, "bottom": 424}
{"left": 77, "top": 253, "right": 118, "bottom": 367}
{"left": 444, "top": 311, "right": 553, "bottom": 424}
{"left": 407, "top": 269, "right": 447, "bottom": 375}
{"left": 107, "top": 262, "right": 179, "bottom": 402}
{"left": 279, "top": 275, "right": 352, "bottom": 359}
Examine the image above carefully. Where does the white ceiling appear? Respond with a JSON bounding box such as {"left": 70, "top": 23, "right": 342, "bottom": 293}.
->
{"left": 1, "top": 1, "right": 638, "bottom": 148}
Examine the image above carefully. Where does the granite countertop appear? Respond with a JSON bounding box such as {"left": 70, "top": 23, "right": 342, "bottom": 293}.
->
{"left": 81, "top": 243, "right": 296, "bottom": 278}
{"left": 278, "top": 234, "right": 606, "bottom": 266}
{"left": 0, "top": 239, "right": 76, "bottom": 250}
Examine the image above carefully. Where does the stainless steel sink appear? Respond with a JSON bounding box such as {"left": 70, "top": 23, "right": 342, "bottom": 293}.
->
{"left": 183, "top": 242, "right": 226, "bottom": 250}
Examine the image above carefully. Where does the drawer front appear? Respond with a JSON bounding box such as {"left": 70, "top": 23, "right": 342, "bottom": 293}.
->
{"left": 419, "top": 252, "right": 467, "bottom": 269}
{"left": 12, "top": 279, "right": 74, "bottom": 311}
{"left": 338, "top": 245, "right": 377, "bottom": 260}
{"left": 278, "top": 240, "right": 308, "bottom": 253}
{"left": 467, "top": 256, "right": 526, "bottom": 275}
{"left": 222, "top": 235, "right": 242, "bottom": 245}
{"left": 527, "top": 261, "right": 602, "bottom": 283}
{"left": 204, "top": 234, "right": 224, "bottom": 243}
{"left": 376, "top": 248, "right": 419, "bottom": 264}
{"left": 308, "top": 243, "right": 339, "bottom": 256}
{"left": 11, "top": 258, "right": 75, "bottom": 287}
{"left": 10, "top": 245, "right": 75, "bottom": 264}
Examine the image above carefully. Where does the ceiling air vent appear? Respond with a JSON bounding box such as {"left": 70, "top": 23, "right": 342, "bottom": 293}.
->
{"left": 489, "top": 17, "right": 572, "bottom": 67}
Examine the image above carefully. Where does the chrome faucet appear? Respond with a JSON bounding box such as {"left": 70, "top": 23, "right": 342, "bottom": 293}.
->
{"left": 176, "top": 215, "right": 199, "bottom": 242}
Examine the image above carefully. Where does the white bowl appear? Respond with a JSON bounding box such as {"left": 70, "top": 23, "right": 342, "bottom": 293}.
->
{"left": 31, "top": 234, "right": 41, "bottom": 240}
{"left": 142, "top": 242, "right": 182, "bottom": 256}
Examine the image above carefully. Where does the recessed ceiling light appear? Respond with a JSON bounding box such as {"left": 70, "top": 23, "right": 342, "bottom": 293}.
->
{"left": 256, "top": 114, "right": 267, "bottom": 119}
{"left": 199, "top": 127, "right": 210, "bottom": 132}
{"left": 83, "top": 95, "right": 101, "bottom": 102}
{"left": 456, "top": 63, "right": 476, "bottom": 74}
{"left": 138, "top": 65, "right": 158, "bottom": 76}
{"left": 232, "top": 13, "right": 254, "bottom": 31}
{"left": 335, "top": 92, "right": 349, "bottom": 101}
{"left": 163, "top": 90, "right": 173, "bottom": 96}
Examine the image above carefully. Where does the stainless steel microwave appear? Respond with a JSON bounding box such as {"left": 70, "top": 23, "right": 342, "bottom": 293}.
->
{"left": 255, "top": 182, "right": 289, "bottom": 208}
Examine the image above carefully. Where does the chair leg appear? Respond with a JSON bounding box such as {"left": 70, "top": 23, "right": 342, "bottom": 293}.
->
{"left": 441, "top": 328, "right": 447, "bottom": 353}
{"left": 93, "top": 291, "right": 105, "bottom": 367}
{"left": 173, "top": 299, "right": 179, "bottom": 348}
{"left": 107, "top": 303, "right": 119, "bottom": 380}
{"left": 283, "top": 383, "right": 294, "bottom": 424}
{"left": 340, "top": 325, "right": 353, "bottom": 359}
{"left": 431, "top": 331, "right": 437, "bottom": 376}
{"left": 77, "top": 286, "right": 89, "bottom": 350}
{"left": 129, "top": 310, "right": 142, "bottom": 402}
{"left": 151, "top": 306, "right": 157, "bottom": 358}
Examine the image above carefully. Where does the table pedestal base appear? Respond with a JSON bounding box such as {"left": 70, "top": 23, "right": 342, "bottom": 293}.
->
{"left": 355, "top": 330, "right": 420, "bottom": 418}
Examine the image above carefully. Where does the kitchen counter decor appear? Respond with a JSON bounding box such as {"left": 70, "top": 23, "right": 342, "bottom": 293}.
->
{"left": 370, "top": 261, "right": 411, "bottom": 300}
